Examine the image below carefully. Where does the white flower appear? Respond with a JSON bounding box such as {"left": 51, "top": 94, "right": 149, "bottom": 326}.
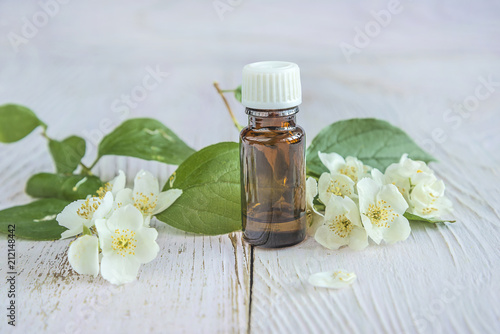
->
{"left": 385, "top": 154, "right": 435, "bottom": 194}
{"left": 386, "top": 154, "right": 434, "bottom": 180}
{"left": 68, "top": 235, "right": 99, "bottom": 276}
{"left": 371, "top": 168, "right": 411, "bottom": 202}
{"left": 318, "top": 172, "right": 355, "bottom": 204}
{"left": 57, "top": 192, "right": 114, "bottom": 239}
{"left": 306, "top": 177, "right": 324, "bottom": 236}
{"left": 308, "top": 270, "right": 357, "bottom": 289}
{"left": 96, "top": 170, "right": 126, "bottom": 198}
{"left": 315, "top": 196, "right": 368, "bottom": 250}
{"left": 319, "top": 152, "right": 371, "bottom": 183}
{"left": 384, "top": 154, "right": 453, "bottom": 218}
{"left": 410, "top": 180, "right": 453, "bottom": 218}
{"left": 357, "top": 178, "right": 410, "bottom": 244}
{"left": 115, "top": 170, "right": 182, "bottom": 221}
{"left": 95, "top": 205, "right": 160, "bottom": 285}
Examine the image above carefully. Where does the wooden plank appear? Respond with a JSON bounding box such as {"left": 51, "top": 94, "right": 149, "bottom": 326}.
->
{"left": 1, "top": 215, "right": 251, "bottom": 334}
{"left": 250, "top": 99, "right": 500, "bottom": 333}
{"left": 0, "top": 127, "right": 251, "bottom": 333}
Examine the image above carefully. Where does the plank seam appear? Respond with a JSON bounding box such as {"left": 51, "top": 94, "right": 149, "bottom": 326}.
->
{"left": 247, "top": 245, "right": 254, "bottom": 334}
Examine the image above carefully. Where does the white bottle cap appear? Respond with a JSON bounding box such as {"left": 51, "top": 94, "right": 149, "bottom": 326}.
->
{"left": 242, "top": 61, "right": 302, "bottom": 110}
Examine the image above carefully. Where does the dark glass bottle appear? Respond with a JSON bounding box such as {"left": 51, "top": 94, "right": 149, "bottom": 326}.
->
{"left": 240, "top": 107, "right": 306, "bottom": 248}
{"left": 239, "top": 61, "right": 306, "bottom": 248}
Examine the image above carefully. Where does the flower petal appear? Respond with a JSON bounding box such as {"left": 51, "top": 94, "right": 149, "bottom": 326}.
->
{"left": 68, "top": 235, "right": 99, "bottom": 276}
{"left": 61, "top": 227, "right": 83, "bottom": 240}
{"left": 318, "top": 173, "right": 355, "bottom": 204}
{"left": 314, "top": 225, "right": 348, "bottom": 250}
{"left": 344, "top": 156, "right": 370, "bottom": 182}
{"left": 348, "top": 226, "right": 369, "bottom": 250}
{"left": 318, "top": 196, "right": 366, "bottom": 250}
{"left": 57, "top": 200, "right": 88, "bottom": 239}
{"left": 306, "top": 212, "right": 324, "bottom": 237}
{"left": 385, "top": 154, "right": 435, "bottom": 187}
{"left": 106, "top": 205, "right": 144, "bottom": 231}
{"left": 306, "top": 177, "right": 323, "bottom": 236}
{"left": 95, "top": 218, "right": 113, "bottom": 255}
{"left": 377, "top": 184, "right": 408, "bottom": 215}
{"left": 357, "top": 178, "right": 381, "bottom": 243}
{"left": 100, "top": 254, "right": 141, "bottom": 285}
{"left": 114, "top": 188, "right": 134, "bottom": 208}
{"left": 318, "top": 173, "right": 331, "bottom": 204}
{"left": 370, "top": 168, "right": 386, "bottom": 185}
{"left": 306, "top": 177, "right": 318, "bottom": 208}
{"left": 318, "top": 152, "right": 345, "bottom": 174}
{"left": 93, "top": 191, "right": 114, "bottom": 220}
{"left": 342, "top": 196, "right": 363, "bottom": 228}
{"left": 152, "top": 189, "right": 182, "bottom": 215}
{"left": 308, "top": 270, "right": 357, "bottom": 289}
{"left": 382, "top": 214, "right": 411, "bottom": 244}
{"left": 134, "top": 170, "right": 160, "bottom": 197}
{"left": 109, "top": 170, "right": 126, "bottom": 195}
{"left": 357, "top": 178, "right": 379, "bottom": 207}
{"left": 134, "top": 227, "right": 160, "bottom": 263}
{"left": 365, "top": 224, "right": 384, "bottom": 245}
{"left": 324, "top": 195, "right": 342, "bottom": 219}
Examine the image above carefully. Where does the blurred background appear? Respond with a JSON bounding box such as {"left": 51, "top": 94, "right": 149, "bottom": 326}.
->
{"left": 0, "top": 0, "right": 499, "bottom": 195}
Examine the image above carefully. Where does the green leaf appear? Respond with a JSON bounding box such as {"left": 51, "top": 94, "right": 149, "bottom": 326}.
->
{"left": 0, "top": 199, "right": 70, "bottom": 240}
{"left": 26, "top": 173, "right": 103, "bottom": 201}
{"left": 306, "top": 118, "right": 436, "bottom": 176}
{"left": 0, "top": 104, "right": 46, "bottom": 143}
{"left": 404, "top": 212, "right": 455, "bottom": 224}
{"left": 48, "top": 136, "right": 86, "bottom": 174}
{"left": 98, "top": 118, "right": 196, "bottom": 165}
{"left": 156, "top": 142, "right": 241, "bottom": 235}
{"left": 234, "top": 85, "right": 242, "bottom": 103}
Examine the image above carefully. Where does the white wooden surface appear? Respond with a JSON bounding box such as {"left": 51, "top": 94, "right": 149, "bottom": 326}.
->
{"left": 1, "top": 0, "right": 500, "bottom": 333}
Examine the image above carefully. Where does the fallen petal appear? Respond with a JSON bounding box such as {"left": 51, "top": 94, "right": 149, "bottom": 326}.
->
{"left": 68, "top": 235, "right": 99, "bottom": 276}
{"left": 308, "top": 270, "right": 357, "bottom": 289}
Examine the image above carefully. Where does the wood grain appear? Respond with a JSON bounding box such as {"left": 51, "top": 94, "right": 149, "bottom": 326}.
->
{"left": 1, "top": 0, "right": 500, "bottom": 333}
{"left": 250, "top": 66, "right": 500, "bottom": 334}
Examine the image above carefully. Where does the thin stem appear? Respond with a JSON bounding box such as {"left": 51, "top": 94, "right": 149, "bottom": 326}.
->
{"left": 88, "top": 157, "right": 99, "bottom": 171}
{"left": 79, "top": 162, "right": 93, "bottom": 175}
{"left": 213, "top": 81, "right": 244, "bottom": 131}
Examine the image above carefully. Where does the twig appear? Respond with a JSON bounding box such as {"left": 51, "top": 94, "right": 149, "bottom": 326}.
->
{"left": 213, "top": 82, "right": 244, "bottom": 131}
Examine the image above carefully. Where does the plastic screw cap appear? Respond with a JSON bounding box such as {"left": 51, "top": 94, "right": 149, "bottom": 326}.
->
{"left": 242, "top": 61, "right": 302, "bottom": 110}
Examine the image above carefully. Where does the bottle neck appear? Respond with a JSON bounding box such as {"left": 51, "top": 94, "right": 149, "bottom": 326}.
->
{"left": 246, "top": 106, "right": 299, "bottom": 129}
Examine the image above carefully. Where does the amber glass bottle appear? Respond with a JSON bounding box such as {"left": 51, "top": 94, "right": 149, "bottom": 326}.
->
{"left": 240, "top": 61, "right": 306, "bottom": 248}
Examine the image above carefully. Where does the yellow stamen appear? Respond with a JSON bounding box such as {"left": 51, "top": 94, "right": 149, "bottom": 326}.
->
{"left": 77, "top": 197, "right": 101, "bottom": 219}
{"left": 327, "top": 180, "right": 351, "bottom": 197}
{"left": 111, "top": 229, "right": 137, "bottom": 257}
{"left": 133, "top": 192, "right": 158, "bottom": 215}
{"left": 328, "top": 214, "right": 353, "bottom": 238}
{"left": 365, "top": 200, "right": 397, "bottom": 228}
{"left": 339, "top": 166, "right": 358, "bottom": 182}
{"left": 96, "top": 182, "right": 112, "bottom": 199}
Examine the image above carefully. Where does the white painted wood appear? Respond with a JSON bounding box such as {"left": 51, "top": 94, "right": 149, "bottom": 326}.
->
{"left": 0, "top": 225, "right": 251, "bottom": 333}
{"left": 1, "top": 0, "right": 500, "bottom": 333}
{"left": 251, "top": 60, "right": 500, "bottom": 334}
